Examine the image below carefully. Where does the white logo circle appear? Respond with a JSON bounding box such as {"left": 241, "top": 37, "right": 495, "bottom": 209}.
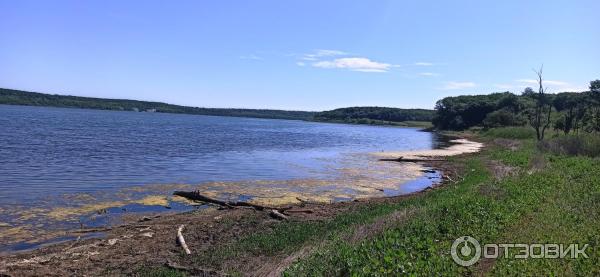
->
{"left": 451, "top": 236, "right": 481, "bottom": 266}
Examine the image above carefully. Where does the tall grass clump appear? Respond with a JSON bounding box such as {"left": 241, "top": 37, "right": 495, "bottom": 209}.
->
{"left": 481, "top": 127, "right": 536, "bottom": 139}
{"left": 539, "top": 134, "right": 600, "bottom": 157}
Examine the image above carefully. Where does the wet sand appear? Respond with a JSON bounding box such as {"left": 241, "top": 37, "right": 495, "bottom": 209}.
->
{"left": 372, "top": 138, "right": 484, "bottom": 160}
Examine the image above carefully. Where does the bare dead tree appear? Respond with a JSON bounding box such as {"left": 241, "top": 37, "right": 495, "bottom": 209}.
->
{"left": 528, "top": 65, "right": 552, "bottom": 141}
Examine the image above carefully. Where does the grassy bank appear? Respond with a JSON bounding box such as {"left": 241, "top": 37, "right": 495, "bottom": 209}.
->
{"left": 140, "top": 129, "right": 599, "bottom": 276}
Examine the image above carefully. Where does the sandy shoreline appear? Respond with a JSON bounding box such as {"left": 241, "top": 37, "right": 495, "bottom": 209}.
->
{"left": 371, "top": 138, "right": 484, "bottom": 160}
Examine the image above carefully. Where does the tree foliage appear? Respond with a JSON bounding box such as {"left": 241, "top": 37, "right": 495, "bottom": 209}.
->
{"left": 590, "top": 79, "right": 600, "bottom": 93}
{"left": 0, "top": 88, "right": 315, "bottom": 120}
{"left": 432, "top": 92, "right": 525, "bottom": 130}
{"left": 433, "top": 78, "right": 600, "bottom": 135}
{"left": 313, "top": 107, "right": 434, "bottom": 123}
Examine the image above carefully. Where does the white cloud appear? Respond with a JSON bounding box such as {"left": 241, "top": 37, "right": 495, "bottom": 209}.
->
{"left": 515, "top": 79, "right": 585, "bottom": 91}
{"left": 516, "top": 79, "right": 538, "bottom": 85}
{"left": 516, "top": 79, "right": 568, "bottom": 86}
{"left": 240, "top": 54, "right": 262, "bottom": 60}
{"left": 494, "top": 84, "right": 514, "bottom": 89}
{"left": 296, "top": 61, "right": 306, "bottom": 67}
{"left": 415, "top": 62, "right": 434, "bottom": 66}
{"left": 302, "top": 49, "right": 347, "bottom": 61}
{"left": 312, "top": 57, "right": 392, "bottom": 72}
{"left": 442, "top": 81, "right": 477, "bottom": 90}
{"left": 419, "top": 72, "right": 439, "bottom": 77}
{"left": 558, "top": 86, "right": 588, "bottom": 92}
{"left": 546, "top": 80, "right": 570, "bottom": 86}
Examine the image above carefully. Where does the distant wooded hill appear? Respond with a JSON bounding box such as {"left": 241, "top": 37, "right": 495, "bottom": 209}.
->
{"left": 432, "top": 79, "right": 599, "bottom": 133}
{"left": 313, "top": 107, "right": 435, "bottom": 125}
{"left": 0, "top": 88, "right": 316, "bottom": 120}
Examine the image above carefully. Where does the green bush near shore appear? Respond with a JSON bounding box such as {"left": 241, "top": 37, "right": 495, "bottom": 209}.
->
{"left": 539, "top": 134, "right": 600, "bottom": 158}
{"left": 480, "top": 126, "right": 537, "bottom": 139}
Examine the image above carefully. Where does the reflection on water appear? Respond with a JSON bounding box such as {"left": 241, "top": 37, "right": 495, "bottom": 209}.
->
{"left": 0, "top": 105, "right": 447, "bottom": 252}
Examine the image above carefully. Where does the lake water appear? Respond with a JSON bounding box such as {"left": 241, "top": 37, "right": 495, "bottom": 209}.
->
{"left": 0, "top": 105, "right": 446, "bottom": 251}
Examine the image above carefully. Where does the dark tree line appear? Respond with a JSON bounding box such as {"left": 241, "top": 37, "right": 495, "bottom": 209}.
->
{"left": 0, "top": 88, "right": 316, "bottom": 120}
{"left": 433, "top": 79, "right": 600, "bottom": 137}
{"left": 314, "top": 107, "right": 435, "bottom": 123}
{"left": 432, "top": 92, "right": 528, "bottom": 130}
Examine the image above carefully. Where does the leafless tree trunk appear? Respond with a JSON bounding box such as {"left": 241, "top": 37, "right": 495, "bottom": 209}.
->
{"left": 528, "top": 66, "right": 552, "bottom": 141}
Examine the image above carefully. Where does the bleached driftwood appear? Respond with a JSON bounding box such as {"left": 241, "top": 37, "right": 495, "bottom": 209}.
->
{"left": 177, "top": 225, "right": 191, "bottom": 255}
{"left": 379, "top": 156, "right": 446, "bottom": 162}
{"left": 269, "top": 209, "right": 289, "bottom": 220}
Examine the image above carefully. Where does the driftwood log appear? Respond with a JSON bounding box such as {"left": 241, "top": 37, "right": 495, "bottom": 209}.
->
{"left": 177, "top": 225, "right": 191, "bottom": 255}
{"left": 269, "top": 210, "right": 289, "bottom": 220}
{"left": 173, "top": 191, "right": 279, "bottom": 211}
{"left": 379, "top": 156, "right": 446, "bottom": 162}
{"left": 70, "top": 227, "right": 113, "bottom": 234}
{"left": 173, "top": 191, "right": 311, "bottom": 220}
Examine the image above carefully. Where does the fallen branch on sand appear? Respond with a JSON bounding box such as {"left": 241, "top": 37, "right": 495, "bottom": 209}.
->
{"left": 173, "top": 191, "right": 303, "bottom": 220}
{"left": 379, "top": 156, "right": 446, "bottom": 163}
{"left": 295, "top": 197, "right": 323, "bottom": 205}
{"left": 177, "top": 225, "right": 191, "bottom": 255}
{"left": 284, "top": 209, "right": 314, "bottom": 214}
{"left": 269, "top": 210, "right": 289, "bottom": 220}
{"left": 70, "top": 227, "right": 113, "bottom": 234}
{"left": 173, "top": 191, "right": 279, "bottom": 210}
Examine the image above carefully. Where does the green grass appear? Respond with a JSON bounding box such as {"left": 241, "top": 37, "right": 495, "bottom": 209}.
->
{"left": 283, "top": 139, "right": 599, "bottom": 275}
{"left": 480, "top": 126, "right": 537, "bottom": 139}
{"left": 491, "top": 156, "right": 600, "bottom": 275}
{"left": 488, "top": 140, "right": 535, "bottom": 168}
{"left": 134, "top": 267, "right": 187, "bottom": 277}
{"left": 540, "top": 134, "right": 600, "bottom": 158}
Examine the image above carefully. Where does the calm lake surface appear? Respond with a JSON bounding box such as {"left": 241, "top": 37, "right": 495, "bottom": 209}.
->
{"left": 0, "top": 105, "right": 442, "bottom": 205}
{"left": 0, "top": 105, "right": 446, "bottom": 251}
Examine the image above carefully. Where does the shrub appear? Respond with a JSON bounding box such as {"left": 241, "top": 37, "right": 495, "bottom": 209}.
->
{"left": 482, "top": 109, "right": 526, "bottom": 128}
{"left": 481, "top": 127, "right": 537, "bottom": 139}
{"left": 539, "top": 134, "right": 600, "bottom": 157}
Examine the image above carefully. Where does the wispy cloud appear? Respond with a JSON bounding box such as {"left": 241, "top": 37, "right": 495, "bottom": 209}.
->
{"left": 494, "top": 84, "right": 515, "bottom": 89}
{"left": 516, "top": 79, "right": 568, "bottom": 86}
{"left": 312, "top": 57, "right": 392, "bottom": 73}
{"left": 442, "top": 81, "right": 477, "bottom": 90}
{"left": 414, "top": 62, "right": 434, "bottom": 66}
{"left": 301, "top": 49, "right": 347, "bottom": 61}
{"left": 296, "top": 61, "right": 306, "bottom": 67}
{"left": 240, "top": 54, "right": 262, "bottom": 60}
{"left": 515, "top": 79, "right": 585, "bottom": 91}
{"left": 419, "top": 72, "right": 440, "bottom": 77}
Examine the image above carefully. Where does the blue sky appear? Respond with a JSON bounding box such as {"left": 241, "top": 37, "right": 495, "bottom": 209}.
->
{"left": 1, "top": 1, "right": 598, "bottom": 111}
